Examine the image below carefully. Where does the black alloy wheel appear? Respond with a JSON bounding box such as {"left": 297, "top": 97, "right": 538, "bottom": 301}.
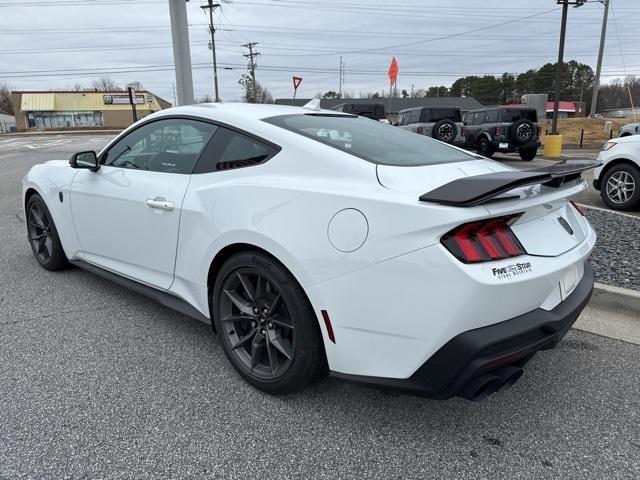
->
{"left": 220, "top": 268, "right": 295, "bottom": 379}
{"left": 26, "top": 194, "right": 68, "bottom": 271}
{"left": 432, "top": 119, "right": 457, "bottom": 144}
{"left": 213, "top": 251, "right": 326, "bottom": 394}
{"left": 509, "top": 119, "right": 535, "bottom": 145}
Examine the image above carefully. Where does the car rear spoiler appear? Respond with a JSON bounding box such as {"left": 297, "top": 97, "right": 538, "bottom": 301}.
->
{"left": 419, "top": 160, "right": 602, "bottom": 207}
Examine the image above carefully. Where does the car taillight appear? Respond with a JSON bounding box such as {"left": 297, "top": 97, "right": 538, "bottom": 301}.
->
{"left": 416, "top": 126, "right": 423, "bottom": 134}
{"left": 537, "top": 126, "right": 541, "bottom": 136}
{"left": 461, "top": 126, "right": 465, "bottom": 137}
{"left": 495, "top": 127, "right": 501, "bottom": 136}
{"left": 441, "top": 214, "right": 526, "bottom": 263}
{"left": 570, "top": 200, "right": 585, "bottom": 216}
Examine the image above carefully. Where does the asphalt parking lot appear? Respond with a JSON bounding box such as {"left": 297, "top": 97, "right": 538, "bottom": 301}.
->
{"left": 1, "top": 134, "right": 639, "bottom": 479}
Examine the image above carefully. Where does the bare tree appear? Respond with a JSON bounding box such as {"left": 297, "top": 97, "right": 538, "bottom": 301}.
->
{"left": 238, "top": 74, "right": 273, "bottom": 104}
{"left": 0, "top": 81, "right": 14, "bottom": 115}
{"left": 126, "top": 81, "right": 145, "bottom": 91}
{"left": 91, "top": 75, "right": 122, "bottom": 91}
{"left": 194, "top": 94, "right": 213, "bottom": 103}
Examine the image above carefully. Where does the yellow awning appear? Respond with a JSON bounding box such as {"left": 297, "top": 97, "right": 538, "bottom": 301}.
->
{"left": 21, "top": 93, "right": 55, "bottom": 111}
{"left": 20, "top": 92, "right": 163, "bottom": 112}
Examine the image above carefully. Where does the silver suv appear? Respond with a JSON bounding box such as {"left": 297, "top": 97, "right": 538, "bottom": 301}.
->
{"left": 618, "top": 122, "right": 640, "bottom": 137}
{"left": 395, "top": 107, "right": 464, "bottom": 145}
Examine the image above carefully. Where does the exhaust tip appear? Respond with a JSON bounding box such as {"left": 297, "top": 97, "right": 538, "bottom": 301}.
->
{"left": 458, "top": 374, "right": 502, "bottom": 402}
{"left": 493, "top": 365, "right": 524, "bottom": 389}
{"left": 458, "top": 365, "right": 525, "bottom": 401}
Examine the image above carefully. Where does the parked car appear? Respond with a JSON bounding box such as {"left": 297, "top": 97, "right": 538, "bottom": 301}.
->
{"left": 618, "top": 122, "right": 640, "bottom": 137}
{"left": 395, "top": 107, "right": 463, "bottom": 145}
{"left": 594, "top": 136, "right": 640, "bottom": 210}
{"left": 332, "top": 103, "right": 386, "bottom": 121}
{"left": 463, "top": 106, "right": 541, "bottom": 161}
{"left": 23, "top": 102, "right": 598, "bottom": 401}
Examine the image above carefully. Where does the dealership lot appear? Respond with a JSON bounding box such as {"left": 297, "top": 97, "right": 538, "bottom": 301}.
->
{"left": 1, "top": 136, "right": 639, "bottom": 479}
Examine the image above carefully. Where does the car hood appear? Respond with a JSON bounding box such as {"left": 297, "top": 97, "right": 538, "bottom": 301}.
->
{"left": 376, "top": 159, "right": 511, "bottom": 195}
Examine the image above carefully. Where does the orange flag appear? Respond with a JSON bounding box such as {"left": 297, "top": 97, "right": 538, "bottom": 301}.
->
{"left": 388, "top": 57, "right": 399, "bottom": 86}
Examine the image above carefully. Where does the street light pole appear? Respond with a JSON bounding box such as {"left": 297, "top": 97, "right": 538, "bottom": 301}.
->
{"left": 168, "top": 0, "right": 194, "bottom": 106}
{"left": 201, "top": 0, "right": 221, "bottom": 102}
{"left": 590, "top": 0, "right": 610, "bottom": 117}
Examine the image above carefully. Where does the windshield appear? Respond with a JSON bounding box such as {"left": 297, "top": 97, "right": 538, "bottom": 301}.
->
{"left": 263, "top": 114, "right": 475, "bottom": 166}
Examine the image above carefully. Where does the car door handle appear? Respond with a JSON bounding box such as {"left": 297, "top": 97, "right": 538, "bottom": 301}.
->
{"left": 145, "top": 198, "right": 175, "bottom": 211}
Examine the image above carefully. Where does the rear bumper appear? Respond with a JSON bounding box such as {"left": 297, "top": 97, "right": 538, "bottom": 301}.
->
{"left": 331, "top": 262, "right": 594, "bottom": 399}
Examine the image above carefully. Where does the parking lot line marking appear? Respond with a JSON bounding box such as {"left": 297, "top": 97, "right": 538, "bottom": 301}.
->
{"left": 577, "top": 203, "right": 640, "bottom": 219}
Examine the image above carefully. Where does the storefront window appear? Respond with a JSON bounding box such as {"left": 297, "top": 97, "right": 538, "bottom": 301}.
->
{"left": 26, "top": 111, "right": 103, "bottom": 129}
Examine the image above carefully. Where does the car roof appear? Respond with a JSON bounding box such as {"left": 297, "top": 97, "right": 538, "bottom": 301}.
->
{"left": 467, "top": 106, "right": 535, "bottom": 113}
{"left": 153, "top": 102, "right": 349, "bottom": 121}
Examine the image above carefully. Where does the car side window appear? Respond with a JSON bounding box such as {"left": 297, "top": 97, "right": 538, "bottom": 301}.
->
{"left": 103, "top": 118, "right": 218, "bottom": 174}
{"left": 193, "top": 127, "right": 279, "bottom": 174}
{"left": 484, "top": 110, "right": 499, "bottom": 123}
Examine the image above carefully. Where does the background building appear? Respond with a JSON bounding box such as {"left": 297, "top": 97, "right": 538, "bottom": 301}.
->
{"left": 0, "top": 112, "right": 16, "bottom": 133}
{"left": 11, "top": 90, "right": 171, "bottom": 131}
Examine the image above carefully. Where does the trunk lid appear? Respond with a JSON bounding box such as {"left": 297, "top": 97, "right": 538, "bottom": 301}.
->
{"left": 377, "top": 160, "right": 591, "bottom": 257}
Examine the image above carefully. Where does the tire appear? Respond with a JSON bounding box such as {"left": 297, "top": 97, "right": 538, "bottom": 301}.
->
{"left": 600, "top": 163, "right": 640, "bottom": 211}
{"left": 518, "top": 147, "right": 537, "bottom": 161}
{"left": 212, "top": 251, "right": 327, "bottom": 394}
{"left": 26, "top": 194, "right": 69, "bottom": 271}
{"left": 477, "top": 137, "right": 494, "bottom": 158}
{"left": 431, "top": 119, "right": 457, "bottom": 144}
{"left": 509, "top": 119, "right": 535, "bottom": 145}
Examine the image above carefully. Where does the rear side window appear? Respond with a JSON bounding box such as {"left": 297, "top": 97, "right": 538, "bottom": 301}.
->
{"left": 408, "top": 109, "right": 422, "bottom": 124}
{"left": 484, "top": 110, "right": 499, "bottom": 123}
{"left": 424, "top": 108, "right": 461, "bottom": 123}
{"left": 501, "top": 109, "right": 537, "bottom": 122}
{"left": 193, "top": 127, "right": 279, "bottom": 173}
{"left": 264, "top": 114, "right": 475, "bottom": 167}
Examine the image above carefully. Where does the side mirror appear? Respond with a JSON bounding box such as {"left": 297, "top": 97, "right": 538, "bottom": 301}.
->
{"left": 70, "top": 151, "right": 99, "bottom": 171}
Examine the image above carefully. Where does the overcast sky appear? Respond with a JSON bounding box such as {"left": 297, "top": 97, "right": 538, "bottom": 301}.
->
{"left": 1, "top": 0, "right": 639, "bottom": 104}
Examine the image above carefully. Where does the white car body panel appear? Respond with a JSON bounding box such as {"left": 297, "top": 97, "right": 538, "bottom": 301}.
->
{"left": 22, "top": 103, "right": 597, "bottom": 386}
{"left": 594, "top": 135, "right": 640, "bottom": 182}
{"left": 70, "top": 167, "right": 190, "bottom": 289}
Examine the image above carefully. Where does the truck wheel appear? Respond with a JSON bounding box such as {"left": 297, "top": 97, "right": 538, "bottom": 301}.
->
{"left": 509, "top": 119, "right": 535, "bottom": 145}
{"left": 432, "top": 119, "right": 457, "bottom": 144}
{"left": 518, "top": 147, "right": 537, "bottom": 161}
{"left": 477, "top": 137, "right": 494, "bottom": 158}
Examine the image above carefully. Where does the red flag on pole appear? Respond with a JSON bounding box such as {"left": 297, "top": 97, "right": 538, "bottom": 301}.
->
{"left": 388, "top": 57, "right": 398, "bottom": 86}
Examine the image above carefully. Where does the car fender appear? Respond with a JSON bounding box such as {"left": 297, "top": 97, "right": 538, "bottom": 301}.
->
{"left": 22, "top": 161, "right": 81, "bottom": 257}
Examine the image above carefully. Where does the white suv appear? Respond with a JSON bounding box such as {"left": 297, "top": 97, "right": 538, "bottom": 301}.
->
{"left": 594, "top": 136, "right": 640, "bottom": 210}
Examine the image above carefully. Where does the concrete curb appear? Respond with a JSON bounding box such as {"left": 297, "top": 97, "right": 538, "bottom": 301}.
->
{"left": 574, "top": 283, "right": 640, "bottom": 345}
{"left": 591, "top": 282, "right": 640, "bottom": 314}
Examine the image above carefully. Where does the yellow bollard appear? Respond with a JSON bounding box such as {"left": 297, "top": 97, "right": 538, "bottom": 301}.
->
{"left": 544, "top": 134, "right": 563, "bottom": 158}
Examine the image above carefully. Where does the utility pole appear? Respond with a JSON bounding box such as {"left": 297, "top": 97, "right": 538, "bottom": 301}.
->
{"left": 201, "top": 0, "right": 221, "bottom": 102}
{"left": 243, "top": 42, "right": 259, "bottom": 102}
{"left": 168, "top": 0, "right": 194, "bottom": 106}
{"left": 338, "top": 56, "right": 345, "bottom": 99}
{"left": 590, "top": 0, "right": 609, "bottom": 117}
{"left": 551, "top": 0, "right": 586, "bottom": 135}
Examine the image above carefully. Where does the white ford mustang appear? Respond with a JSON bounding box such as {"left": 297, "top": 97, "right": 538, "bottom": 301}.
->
{"left": 23, "top": 102, "right": 599, "bottom": 401}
